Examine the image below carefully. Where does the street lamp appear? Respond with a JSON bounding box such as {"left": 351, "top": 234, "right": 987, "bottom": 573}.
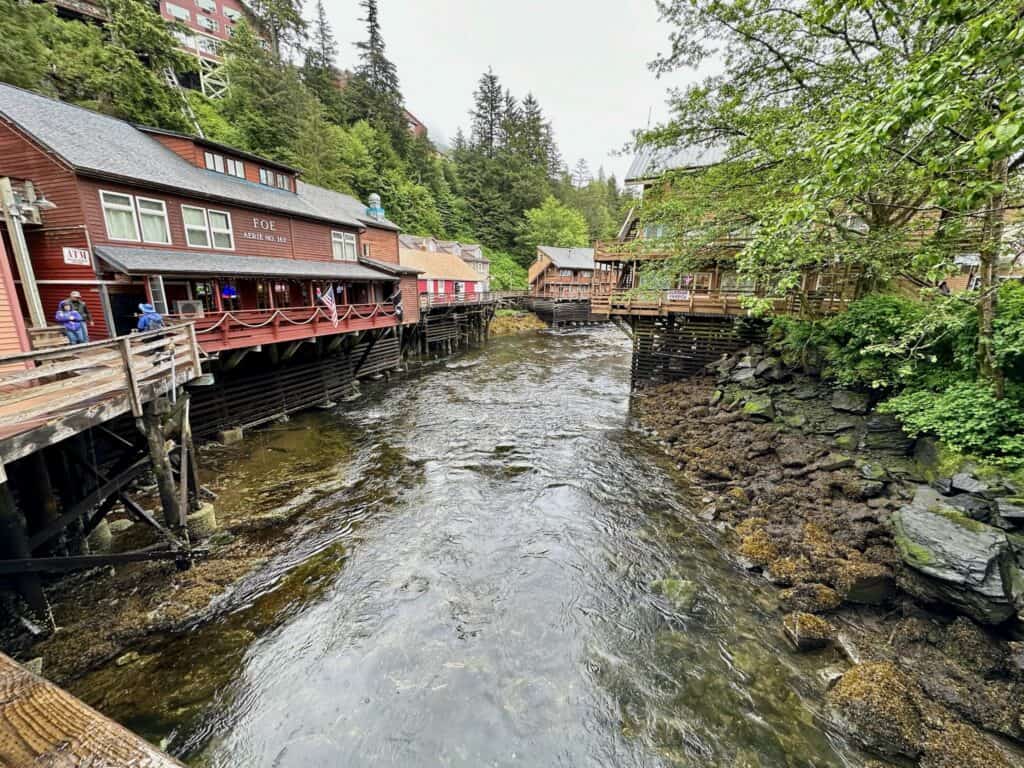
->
{"left": 0, "top": 178, "right": 55, "bottom": 329}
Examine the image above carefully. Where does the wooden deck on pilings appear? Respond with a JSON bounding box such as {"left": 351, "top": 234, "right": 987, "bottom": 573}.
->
{"left": 0, "top": 652, "right": 184, "bottom": 766}
{"left": 0, "top": 325, "right": 202, "bottom": 468}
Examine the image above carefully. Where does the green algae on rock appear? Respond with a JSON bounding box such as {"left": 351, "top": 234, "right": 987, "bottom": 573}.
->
{"left": 828, "top": 661, "right": 925, "bottom": 758}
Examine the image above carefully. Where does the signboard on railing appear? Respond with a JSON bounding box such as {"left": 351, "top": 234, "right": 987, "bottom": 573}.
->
{"left": 666, "top": 290, "right": 691, "bottom": 301}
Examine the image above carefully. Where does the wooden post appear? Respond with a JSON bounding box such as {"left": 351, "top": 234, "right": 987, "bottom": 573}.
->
{"left": 118, "top": 337, "right": 143, "bottom": 418}
{"left": 0, "top": 470, "right": 45, "bottom": 615}
{"left": 139, "top": 401, "right": 183, "bottom": 529}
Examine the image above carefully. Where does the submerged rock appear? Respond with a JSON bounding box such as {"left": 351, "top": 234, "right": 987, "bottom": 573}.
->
{"left": 782, "top": 612, "right": 834, "bottom": 651}
{"left": 649, "top": 578, "right": 698, "bottom": 611}
{"left": 828, "top": 662, "right": 924, "bottom": 758}
{"left": 892, "top": 487, "right": 1019, "bottom": 625}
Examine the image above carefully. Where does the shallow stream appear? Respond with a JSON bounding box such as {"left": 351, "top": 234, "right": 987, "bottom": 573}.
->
{"left": 78, "top": 328, "right": 869, "bottom": 767}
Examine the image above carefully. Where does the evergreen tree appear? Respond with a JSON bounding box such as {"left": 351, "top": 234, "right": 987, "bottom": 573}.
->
{"left": 500, "top": 89, "right": 520, "bottom": 151}
{"left": 470, "top": 68, "right": 503, "bottom": 157}
{"left": 571, "top": 158, "right": 591, "bottom": 189}
{"left": 247, "top": 0, "right": 306, "bottom": 59}
{"left": 301, "top": 0, "right": 344, "bottom": 119}
{"left": 345, "top": 0, "right": 406, "bottom": 154}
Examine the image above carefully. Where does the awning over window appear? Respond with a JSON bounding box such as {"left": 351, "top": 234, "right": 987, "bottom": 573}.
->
{"left": 94, "top": 245, "right": 395, "bottom": 281}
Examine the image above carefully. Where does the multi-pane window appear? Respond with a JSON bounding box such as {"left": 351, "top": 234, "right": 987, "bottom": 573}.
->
{"left": 208, "top": 210, "right": 234, "bottom": 249}
{"left": 197, "top": 15, "right": 218, "bottom": 32}
{"left": 223, "top": 6, "right": 241, "bottom": 20}
{"left": 259, "top": 168, "right": 273, "bottom": 186}
{"left": 362, "top": 242, "right": 371, "bottom": 259}
{"left": 166, "top": 2, "right": 189, "bottom": 20}
{"left": 136, "top": 197, "right": 171, "bottom": 244}
{"left": 182, "top": 205, "right": 234, "bottom": 250}
{"left": 100, "top": 191, "right": 140, "bottom": 241}
{"left": 197, "top": 0, "right": 216, "bottom": 12}
{"left": 205, "top": 151, "right": 244, "bottom": 178}
{"left": 182, "top": 206, "right": 210, "bottom": 248}
{"left": 331, "top": 231, "right": 357, "bottom": 261}
{"left": 259, "top": 167, "right": 291, "bottom": 190}
{"left": 276, "top": 174, "right": 290, "bottom": 191}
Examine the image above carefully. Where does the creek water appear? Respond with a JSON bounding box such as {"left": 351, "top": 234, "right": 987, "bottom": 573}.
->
{"left": 78, "top": 328, "right": 870, "bottom": 767}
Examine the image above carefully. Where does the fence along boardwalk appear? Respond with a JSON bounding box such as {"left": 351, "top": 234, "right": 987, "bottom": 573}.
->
{"left": 0, "top": 325, "right": 202, "bottom": 467}
{"left": 0, "top": 652, "right": 184, "bottom": 767}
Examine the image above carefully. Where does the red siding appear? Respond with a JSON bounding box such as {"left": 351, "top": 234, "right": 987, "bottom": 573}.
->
{"left": 79, "top": 178, "right": 360, "bottom": 262}
{"left": 0, "top": 238, "right": 29, "bottom": 357}
{"left": 0, "top": 120, "right": 113, "bottom": 338}
{"left": 149, "top": 134, "right": 202, "bottom": 167}
{"left": 360, "top": 226, "right": 399, "bottom": 264}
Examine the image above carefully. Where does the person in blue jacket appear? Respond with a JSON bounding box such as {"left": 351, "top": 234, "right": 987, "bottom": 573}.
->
{"left": 137, "top": 303, "right": 166, "bottom": 332}
{"left": 55, "top": 300, "right": 86, "bottom": 344}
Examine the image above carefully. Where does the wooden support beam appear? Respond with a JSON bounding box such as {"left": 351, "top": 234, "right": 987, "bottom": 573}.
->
{"left": 0, "top": 482, "right": 45, "bottom": 614}
{"left": 139, "top": 401, "right": 183, "bottom": 529}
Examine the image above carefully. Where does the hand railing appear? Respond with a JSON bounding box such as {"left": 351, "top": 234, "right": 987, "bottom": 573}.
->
{"left": 167, "top": 303, "right": 398, "bottom": 335}
{"left": 0, "top": 324, "right": 201, "bottom": 432}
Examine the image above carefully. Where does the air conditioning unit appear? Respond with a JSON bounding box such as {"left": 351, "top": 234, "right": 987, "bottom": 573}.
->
{"left": 176, "top": 299, "right": 206, "bottom": 318}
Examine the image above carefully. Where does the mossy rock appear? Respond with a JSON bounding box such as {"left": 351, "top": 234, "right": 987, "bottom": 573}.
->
{"left": 738, "top": 529, "right": 780, "bottom": 567}
{"left": 725, "top": 486, "right": 750, "bottom": 506}
{"left": 783, "top": 414, "right": 807, "bottom": 429}
{"left": 919, "top": 722, "right": 1013, "bottom": 768}
{"left": 741, "top": 396, "right": 776, "bottom": 421}
{"left": 828, "top": 661, "right": 924, "bottom": 758}
{"left": 766, "top": 556, "right": 816, "bottom": 587}
{"left": 779, "top": 583, "right": 843, "bottom": 614}
{"left": 833, "top": 560, "right": 894, "bottom": 605}
{"left": 783, "top": 611, "right": 834, "bottom": 651}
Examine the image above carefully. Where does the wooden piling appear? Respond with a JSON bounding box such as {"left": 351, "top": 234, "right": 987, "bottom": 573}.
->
{"left": 139, "top": 400, "right": 183, "bottom": 529}
{"left": 0, "top": 474, "right": 45, "bottom": 615}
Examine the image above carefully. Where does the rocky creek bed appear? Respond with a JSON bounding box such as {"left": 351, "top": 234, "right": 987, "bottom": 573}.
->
{"left": 635, "top": 347, "right": 1024, "bottom": 768}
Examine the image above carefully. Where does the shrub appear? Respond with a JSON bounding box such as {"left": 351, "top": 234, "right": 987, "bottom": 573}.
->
{"left": 878, "top": 382, "right": 1024, "bottom": 466}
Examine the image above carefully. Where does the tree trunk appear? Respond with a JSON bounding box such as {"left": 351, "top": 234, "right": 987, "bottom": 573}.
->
{"left": 977, "top": 157, "right": 1008, "bottom": 396}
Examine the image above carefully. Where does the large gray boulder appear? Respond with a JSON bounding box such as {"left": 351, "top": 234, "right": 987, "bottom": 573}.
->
{"left": 892, "top": 487, "right": 1020, "bottom": 624}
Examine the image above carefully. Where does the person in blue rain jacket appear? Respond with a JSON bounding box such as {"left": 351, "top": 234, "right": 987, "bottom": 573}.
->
{"left": 55, "top": 300, "right": 86, "bottom": 344}
{"left": 136, "top": 303, "right": 166, "bottom": 332}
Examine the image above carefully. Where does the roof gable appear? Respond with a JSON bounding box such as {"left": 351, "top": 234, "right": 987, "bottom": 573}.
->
{"left": 398, "top": 248, "right": 483, "bottom": 282}
{"left": 537, "top": 246, "right": 596, "bottom": 270}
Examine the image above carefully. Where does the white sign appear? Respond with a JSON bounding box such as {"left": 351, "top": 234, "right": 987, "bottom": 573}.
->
{"left": 667, "top": 290, "right": 691, "bottom": 301}
{"left": 62, "top": 247, "right": 92, "bottom": 266}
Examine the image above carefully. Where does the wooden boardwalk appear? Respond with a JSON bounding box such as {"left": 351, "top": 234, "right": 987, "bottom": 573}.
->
{"left": 0, "top": 652, "right": 183, "bottom": 766}
{"left": 0, "top": 325, "right": 202, "bottom": 468}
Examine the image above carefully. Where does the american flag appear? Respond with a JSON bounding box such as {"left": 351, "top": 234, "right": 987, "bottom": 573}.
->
{"left": 320, "top": 285, "right": 339, "bottom": 327}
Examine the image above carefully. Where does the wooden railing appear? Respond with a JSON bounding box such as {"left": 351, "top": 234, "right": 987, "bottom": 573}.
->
{"left": 166, "top": 303, "right": 399, "bottom": 353}
{"left": 602, "top": 289, "right": 853, "bottom": 318}
{"left": 0, "top": 325, "right": 202, "bottom": 464}
{"left": 418, "top": 292, "right": 499, "bottom": 309}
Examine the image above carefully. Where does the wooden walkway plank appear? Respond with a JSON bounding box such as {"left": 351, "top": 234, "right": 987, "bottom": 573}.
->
{"left": 0, "top": 652, "right": 184, "bottom": 767}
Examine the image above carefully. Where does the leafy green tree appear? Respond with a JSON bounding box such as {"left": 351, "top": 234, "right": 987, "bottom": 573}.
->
{"left": 43, "top": 0, "right": 195, "bottom": 130}
{"left": 486, "top": 248, "right": 528, "bottom": 290}
{"left": 0, "top": 0, "right": 53, "bottom": 92}
{"left": 519, "top": 197, "right": 590, "bottom": 251}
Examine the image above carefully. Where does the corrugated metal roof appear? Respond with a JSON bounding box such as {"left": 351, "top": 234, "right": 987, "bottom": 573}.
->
{"left": 0, "top": 83, "right": 363, "bottom": 228}
{"left": 398, "top": 248, "right": 483, "bottom": 282}
{"left": 537, "top": 246, "right": 596, "bottom": 270}
{"left": 95, "top": 245, "right": 394, "bottom": 281}
{"left": 296, "top": 180, "right": 400, "bottom": 231}
{"left": 625, "top": 143, "right": 727, "bottom": 183}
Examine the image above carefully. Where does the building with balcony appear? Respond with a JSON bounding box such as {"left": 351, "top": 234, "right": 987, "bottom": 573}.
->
{"left": 528, "top": 246, "right": 616, "bottom": 301}
{"left": 0, "top": 82, "right": 420, "bottom": 362}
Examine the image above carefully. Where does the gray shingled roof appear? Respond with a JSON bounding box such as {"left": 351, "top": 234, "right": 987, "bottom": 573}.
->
{"left": 297, "top": 180, "right": 400, "bottom": 231}
{"left": 0, "top": 83, "right": 365, "bottom": 228}
{"left": 95, "top": 245, "right": 394, "bottom": 281}
{"left": 625, "top": 143, "right": 727, "bottom": 183}
{"left": 537, "top": 246, "right": 596, "bottom": 270}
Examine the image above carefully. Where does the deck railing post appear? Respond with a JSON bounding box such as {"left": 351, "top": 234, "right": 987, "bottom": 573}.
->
{"left": 185, "top": 323, "right": 201, "bottom": 379}
{"left": 119, "top": 336, "right": 143, "bottom": 418}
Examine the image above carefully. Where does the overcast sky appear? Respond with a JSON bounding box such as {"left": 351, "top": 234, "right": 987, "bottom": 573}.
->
{"left": 321, "top": 0, "right": 705, "bottom": 184}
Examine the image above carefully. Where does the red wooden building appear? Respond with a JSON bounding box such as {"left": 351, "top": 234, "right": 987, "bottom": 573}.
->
{"left": 0, "top": 83, "right": 420, "bottom": 357}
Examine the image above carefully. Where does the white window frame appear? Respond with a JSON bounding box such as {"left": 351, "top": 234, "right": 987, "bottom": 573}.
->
{"left": 331, "top": 231, "right": 357, "bottom": 262}
{"left": 99, "top": 190, "right": 140, "bottom": 242}
{"left": 204, "top": 151, "right": 224, "bottom": 173}
{"left": 135, "top": 196, "right": 172, "bottom": 245}
{"left": 362, "top": 242, "right": 371, "bottom": 259}
{"left": 182, "top": 204, "right": 211, "bottom": 248}
{"left": 166, "top": 2, "right": 190, "bottom": 21}
{"left": 197, "top": 15, "right": 218, "bottom": 31}
{"left": 259, "top": 168, "right": 273, "bottom": 185}
{"left": 207, "top": 209, "right": 234, "bottom": 250}
{"left": 225, "top": 158, "right": 245, "bottom": 178}
{"left": 223, "top": 6, "right": 241, "bottom": 21}
{"left": 197, "top": 0, "right": 216, "bottom": 12}
{"left": 275, "top": 174, "right": 290, "bottom": 191}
